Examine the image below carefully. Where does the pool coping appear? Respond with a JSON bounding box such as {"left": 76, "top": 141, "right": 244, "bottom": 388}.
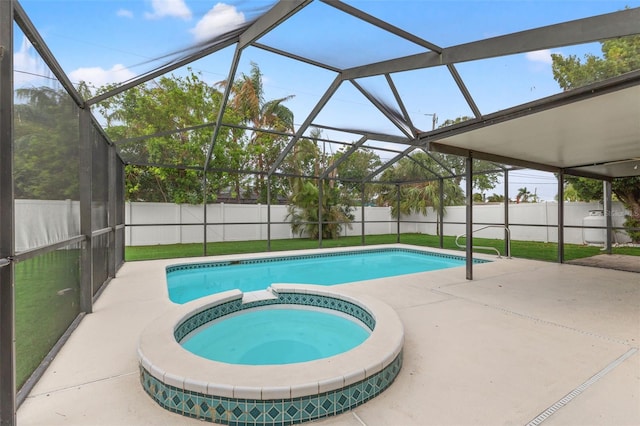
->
{"left": 137, "top": 284, "right": 404, "bottom": 400}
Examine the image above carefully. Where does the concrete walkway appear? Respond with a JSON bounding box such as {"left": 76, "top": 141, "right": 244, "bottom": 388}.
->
{"left": 17, "top": 245, "right": 640, "bottom": 426}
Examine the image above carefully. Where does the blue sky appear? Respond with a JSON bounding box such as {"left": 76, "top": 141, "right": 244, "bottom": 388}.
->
{"left": 14, "top": 0, "right": 640, "bottom": 200}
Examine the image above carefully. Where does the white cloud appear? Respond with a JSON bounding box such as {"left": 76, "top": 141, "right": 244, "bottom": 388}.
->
{"left": 190, "top": 3, "right": 245, "bottom": 42}
{"left": 117, "top": 9, "right": 134, "bottom": 18}
{"left": 69, "top": 64, "right": 136, "bottom": 88}
{"left": 525, "top": 49, "right": 553, "bottom": 65}
{"left": 145, "top": 0, "right": 191, "bottom": 20}
{"left": 13, "top": 37, "right": 51, "bottom": 87}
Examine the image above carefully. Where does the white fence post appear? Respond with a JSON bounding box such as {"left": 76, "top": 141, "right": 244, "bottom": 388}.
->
{"left": 221, "top": 203, "right": 225, "bottom": 242}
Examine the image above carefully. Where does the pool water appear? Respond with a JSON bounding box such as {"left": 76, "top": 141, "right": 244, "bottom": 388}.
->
{"left": 168, "top": 249, "right": 468, "bottom": 303}
{"left": 181, "top": 308, "right": 370, "bottom": 365}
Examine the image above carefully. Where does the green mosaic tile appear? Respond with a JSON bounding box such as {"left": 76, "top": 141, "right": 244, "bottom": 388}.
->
{"left": 301, "top": 397, "right": 319, "bottom": 421}
{"left": 184, "top": 395, "right": 196, "bottom": 412}
{"left": 284, "top": 398, "right": 304, "bottom": 423}
{"left": 214, "top": 402, "right": 226, "bottom": 417}
{"left": 170, "top": 393, "right": 182, "bottom": 413}
{"left": 265, "top": 401, "right": 284, "bottom": 423}
{"left": 235, "top": 400, "right": 253, "bottom": 424}
{"left": 363, "top": 380, "right": 374, "bottom": 399}
{"left": 198, "top": 399, "right": 210, "bottom": 419}
{"left": 249, "top": 404, "right": 262, "bottom": 421}
{"left": 335, "top": 391, "right": 348, "bottom": 412}
{"left": 349, "top": 382, "right": 363, "bottom": 405}
{"left": 231, "top": 404, "right": 243, "bottom": 418}
{"left": 318, "top": 394, "right": 333, "bottom": 417}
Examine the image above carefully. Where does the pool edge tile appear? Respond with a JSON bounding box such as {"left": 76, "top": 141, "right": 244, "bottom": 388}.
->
{"left": 262, "top": 386, "right": 291, "bottom": 400}
{"left": 163, "top": 372, "right": 184, "bottom": 389}
{"left": 343, "top": 368, "right": 365, "bottom": 387}
{"left": 318, "top": 376, "right": 344, "bottom": 394}
{"left": 290, "top": 382, "right": 319, "bottom": 398}
{"left": 234, "top": 385, "right": 262, "bottom": 399}
{"left": 208, "top": 382, "right": 234, "bottom": 398}
{"left": 184, "top": 377, "right": 208, "bottom": 394}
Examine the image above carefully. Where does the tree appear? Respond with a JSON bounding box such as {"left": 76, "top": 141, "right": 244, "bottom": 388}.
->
{"left": 486, "top": 193, "right": 505, "bottom": 203}
{"left": 560, "top": 183, "right": 581, "bottom": 202}
{"left": 436, "top": 117, "right": 502, "bottom": 193}
{"left": 95, "top": 69, "right": 241, "bottom": 203}
{"left": 286, "top": 179, "right": 354, "bottom": 240}
{"left": 516, "top": 187, "right": 531, "bottom": 203}
{"left": 551, "top": 35, "right": 640, "bottom": 90}
{"left": 375, "top": 151, "right": 465, "bottom": 218}
{"left": 334, "top": 147, "right": 382, "bottom": 205}
{"left": 14, "top": 87, "right": 80, "bottom": 200}
{"left": 284, "top": 128, "right": 355, "bottom": 239}
{"left": 552, "top": 34, "right": 640, "bottom": 242}
{"left": 222, "top": 62, "right": 295, "bottom": 202}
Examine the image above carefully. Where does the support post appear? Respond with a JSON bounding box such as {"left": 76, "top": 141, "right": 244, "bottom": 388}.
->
{"left": 0, "top": 0, "right": 16, "bottom": 422}
{"left": 557, "top": 170, "right": 565, "bottom": 263}
{"left": 267, "top": 175, "right": 271, "bottom": 252}
{"left": 465, "top": 155, "right": 473, "bottom": 280}
{"left": 107, "top": 144, "right": 116, "bottom": 279}
{"left": 438, "top": 178, "right": 444, "bottom": 248}
{"left": 396, "top": 184, "right": 400, "bottom": 243}
{"left": 361, "top": 184, "right": 365, "bottom": 246}
{"left": 504, "top": 169, "right": 510, "bottom": 257}
{"left": 202, "top": 172, "right": 207, "bottom": 256}
{"left": 604, "top": 180, "right": 612, "bottom": 254}
{"left": 79, "top": 109, "right": 93, "bottom": 313}
{"left": 318, "top": 179, "right": 323, "bottom": 248}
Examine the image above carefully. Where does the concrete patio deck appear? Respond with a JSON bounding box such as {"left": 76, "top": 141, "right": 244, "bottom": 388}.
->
{"left": 17, "top": 245, "right": 639, "bottom": 426}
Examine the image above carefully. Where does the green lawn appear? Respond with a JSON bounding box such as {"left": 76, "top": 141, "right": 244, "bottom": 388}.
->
{"left": 125, "top": 233, "right": 639, "bottom": 262}
{"left": 15, "top": 250, "right": 81, "bottom": 390}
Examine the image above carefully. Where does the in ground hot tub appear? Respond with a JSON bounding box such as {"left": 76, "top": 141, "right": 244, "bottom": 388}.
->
{"left": 138, "top": 284, "right": 404, "bottom": 425}
{"left": 181, "top": 306, "right": 371, "bottom": 365}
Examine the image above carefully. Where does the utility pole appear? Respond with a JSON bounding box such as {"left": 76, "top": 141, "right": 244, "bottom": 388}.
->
{"left": 424, "top": 113, "right": 438, "bottom": 130}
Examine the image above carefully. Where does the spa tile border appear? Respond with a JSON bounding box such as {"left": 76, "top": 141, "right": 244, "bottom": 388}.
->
{"left": 140, "top": 350, "right": 403, "bottom": 425}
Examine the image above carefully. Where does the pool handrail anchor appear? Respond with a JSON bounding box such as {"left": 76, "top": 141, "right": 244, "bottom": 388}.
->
{"left": 455, "top": 225, "right": 511, "bottom": 258}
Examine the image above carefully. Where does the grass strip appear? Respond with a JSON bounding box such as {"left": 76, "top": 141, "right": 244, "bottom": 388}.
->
{"left": 125, "top": 233, "right": 638, "bottom": 262}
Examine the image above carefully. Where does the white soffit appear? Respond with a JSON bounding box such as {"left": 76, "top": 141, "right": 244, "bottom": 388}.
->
{"left": 435, "top": 85, "right": 640, "bottom": 177}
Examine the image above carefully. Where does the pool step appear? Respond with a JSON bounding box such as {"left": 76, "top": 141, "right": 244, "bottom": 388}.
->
{"left": 241, "top": 289, "right": 277, "bottom": 304}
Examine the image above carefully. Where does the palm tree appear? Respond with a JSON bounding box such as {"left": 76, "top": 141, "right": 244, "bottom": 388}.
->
{"left": 516, "top": 187, "right": 531, "bottom": 203}
{"left": 487, "top": 193, "right": 505, "bottom": 203}
{"left": 286, "top": 179, "right": 353, "bottom": 240}
{"left": 285, "top": 128, "right": 354, "bottom": 239}
{"left": 375, "top": 152, "right": 465, "bottom": 217}
{"left": 224, "top": 62, "right": 295, "bottom": 201}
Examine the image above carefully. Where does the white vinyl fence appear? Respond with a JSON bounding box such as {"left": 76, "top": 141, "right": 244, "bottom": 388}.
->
{"left": 14, "top": 199, "right": 631, "bottom": 251}
{"left": 124, "top": 201, "right": 631, "bottom": 246}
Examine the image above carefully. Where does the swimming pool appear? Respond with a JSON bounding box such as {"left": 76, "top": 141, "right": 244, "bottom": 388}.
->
{"left": 167, "top": 247, "right": 482, "bottom": 303}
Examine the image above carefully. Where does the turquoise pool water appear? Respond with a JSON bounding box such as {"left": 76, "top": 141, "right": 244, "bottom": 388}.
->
{"left": 167, "top": 248, "right": 472, "bottom": 304}
{"left": 181, "top": 308, "right": 370, "bottom": 365}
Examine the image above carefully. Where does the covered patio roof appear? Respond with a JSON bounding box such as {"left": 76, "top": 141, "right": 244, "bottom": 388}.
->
{"left": 425, "top": 73, "right": 640, "bottom": 179}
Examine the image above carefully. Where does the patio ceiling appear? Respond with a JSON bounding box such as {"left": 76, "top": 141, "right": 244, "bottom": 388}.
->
{"left": 424, "top": 73, "right": 640, "bottom": 179}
